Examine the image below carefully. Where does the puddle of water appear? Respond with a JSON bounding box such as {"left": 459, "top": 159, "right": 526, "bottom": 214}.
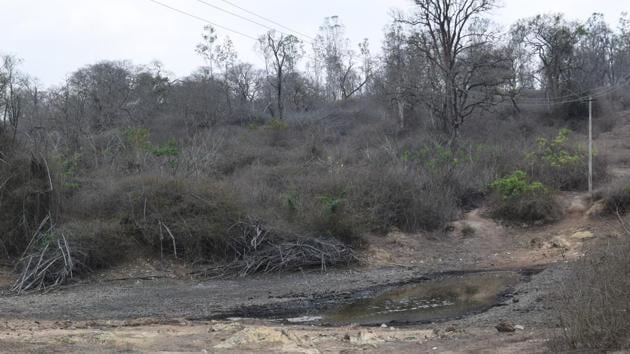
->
{"left": 320, "top": 272, "right": 520, "bottom": 326}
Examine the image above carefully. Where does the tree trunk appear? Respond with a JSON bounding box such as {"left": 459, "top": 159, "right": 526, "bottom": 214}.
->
{"left": 276, "top": 67, "right": 284, "bottom": 120}
{"left": 397, "top": 99, "right": 405, "bottom": 130}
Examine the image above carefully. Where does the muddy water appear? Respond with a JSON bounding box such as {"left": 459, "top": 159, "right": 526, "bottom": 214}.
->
{"left": 320, "top": 272, "right": 520, "bottom": 326}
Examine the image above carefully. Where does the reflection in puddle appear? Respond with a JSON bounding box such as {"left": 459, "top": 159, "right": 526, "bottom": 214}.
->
{"left": 321, "top": 272, "right": 519, "bottom": 326}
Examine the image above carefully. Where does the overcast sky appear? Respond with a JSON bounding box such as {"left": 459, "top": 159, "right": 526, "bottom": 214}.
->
{"left": 0, "top": 0, "right": 627, "bottom": 87}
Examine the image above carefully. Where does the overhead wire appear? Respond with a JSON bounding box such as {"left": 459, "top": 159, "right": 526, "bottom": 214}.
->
{"left": 506, "top": 73, "right": 630, "bottom": 106}
{"left": 193, "top": 0, "right": 279, "bottom": 33}
{"left": 512, "top": 81, "right": 624, "bottom": 104}
{"left": 146, "top": 0, "right": 259, "bottom": 41}
{"left": 213, "top": 0, "right": 315, "bottom": 41}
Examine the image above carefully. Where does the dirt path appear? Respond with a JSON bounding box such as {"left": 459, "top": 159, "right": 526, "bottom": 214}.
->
{"left": 0, "top": 317, "right": 553, "bottom": 353}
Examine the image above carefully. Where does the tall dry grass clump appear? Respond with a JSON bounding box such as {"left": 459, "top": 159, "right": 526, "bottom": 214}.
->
{"left": 551, "top": 225, "right": 630, "bottom": 351}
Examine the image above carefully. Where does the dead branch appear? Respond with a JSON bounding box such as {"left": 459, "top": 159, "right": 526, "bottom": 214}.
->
{"left": 11, "top": 222, "right": 87, "bottom": 294}
{"left": 194, "top": 219, "right": 357, "bottom": 278}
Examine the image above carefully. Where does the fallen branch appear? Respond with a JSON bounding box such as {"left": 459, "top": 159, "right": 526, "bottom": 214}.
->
{"left": 11, "top": 221, "right": 87, "bottom": 294}
{"left": 194, "top": 220, "right": 358, "bottom": 278}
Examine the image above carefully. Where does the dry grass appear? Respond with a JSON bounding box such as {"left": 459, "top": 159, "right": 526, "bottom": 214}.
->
{"left": 489, "top": 190, "right": 561, "bottom": 224}
{"left": 551, "top": 223, "right": 630, "bottom": 351}
{"left": 596, "top": 177, "right": 630, "bottom": 215}
{"left": 0, "top": 153, "right": 55, "bottom": 259}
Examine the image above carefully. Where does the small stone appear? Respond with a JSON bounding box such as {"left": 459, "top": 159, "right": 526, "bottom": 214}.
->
{"left": 515, "top": 325, "right": 525, "bottom": 331}
{"left": 445, "top": 326, "right": 457, "bottom": 332}
{"left": 571, "top": 231, "right": 595, "bottom": 241}
{"left": 343, "top": 333, "right": 351, "bottom": 341}
{"left": 380, "top": 323, "right": 388, "bottom": 328}
{"left": 551, "top": 236, "right": 570, "bottom": 249}
{"left": 496, "top": 321, "right": 516, "bottom": 333}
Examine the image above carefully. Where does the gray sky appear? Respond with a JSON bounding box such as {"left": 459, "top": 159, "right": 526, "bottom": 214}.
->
{"left": 0, "top": 0, "right": 627, "bottom": 87}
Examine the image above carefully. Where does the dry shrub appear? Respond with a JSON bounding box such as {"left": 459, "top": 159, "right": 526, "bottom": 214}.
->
{"left": 62, "top": 175, "right": 245, "bottom": 264}
{"left": 119, "top": 177, "right": 245, "bottom": 263}
{"left": 61, "top": 221, "right": 132, "bottom": 270}
{"left": 277, "top": 170, "right": 361, "bottom": 245}
{"left": 551, "top": 229, "right": 630, "bottom": 351}
{"left": 13, "top": 170, "right": 360, "bottom": 289}
{"left": 347, "top": 165, "right": 459, "bottom": 233}
{"left": 0, "top": 154, "right": 54, "bottom": 259}
{"left": 596, "top": 177, "right": 630, "bottom": 215}
{"left": 490, "top": 191, "right": 559, "bottom": 223}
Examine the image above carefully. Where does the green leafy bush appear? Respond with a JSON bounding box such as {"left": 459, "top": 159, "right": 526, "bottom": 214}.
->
{"left": 489, "top": 171, "right": 559, "bottom": 223}
{"left": 526, "top": 129, "right": 606, "bottom": 190}
{"left": 151, "top": 139, "right": 180, "bottom": 158}
{"left": 490, "top": 170, "right": 546, "bottom": 199}
{"left": 124, "top": 127, "right": 151, "bottom": 150}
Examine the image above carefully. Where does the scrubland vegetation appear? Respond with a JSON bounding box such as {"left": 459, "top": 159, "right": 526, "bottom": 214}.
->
{"left": 551, "top": 219, "right": 630, "bottom": 351}
{"left": 2, "top": 0, "right": 630, "bottom": 350}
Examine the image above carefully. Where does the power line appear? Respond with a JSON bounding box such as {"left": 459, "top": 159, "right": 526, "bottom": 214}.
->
{"left": 214, "top": 0, "right": 315, "bottom": 41}
{"left": 510, "top": 74, "right": 630, "bottom": 106}
{"left": 506, "top": 71, "right": 630, "bottom": 104}
{"left": 514, "top": 84, "right": 619, "bottom": 104}
{"left": 194, "top": 0, "right": 278, "bottom": 33}
{"left": 465, "top": 77, "right": 629, "bottom": 108}
{"left": 146, "top": 0, "right": 259, "bottom": 41}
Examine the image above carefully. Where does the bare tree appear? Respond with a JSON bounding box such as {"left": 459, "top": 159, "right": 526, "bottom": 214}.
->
{"left": 338, "top": 38, "right": 372, "bottom": 100}
{"left": 611, "top": 13, "right": 630, "bottom": 84}
{"left": 502, "top": 36, "right": 538, "bottom": 113}
{"left": 0, "top": 55, "right": 28, "bottom": 141}
{"left": 401, "top": 0, "right": 508, "bottom": 143}
{"left": 195, "top": 25, "right": 219, "bottom": 78}
{"left": 258, "top": 30, "right": 303, "bottom": 120}
{"left": 67, "top": 61, "right": 135, "bottom": 130}
{"left": 228, "top": 63, "right": 260, "bottom": 107}
{"left": 511, "top": 14, "right": 583, "bottom": 101}
{"left": 214, "top": 37, "right": 238, "bottom": 115}
{"left": 380, "top": 22, "right": 428, "bottom": 129}
{"left": 313, "top": 17, "right": 371, "bottom": 101}
{"left": 574, "top": 13, "right": 614, "bottom": 91}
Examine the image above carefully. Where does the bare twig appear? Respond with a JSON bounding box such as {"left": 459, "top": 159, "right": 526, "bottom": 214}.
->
{"left": 160, "top": 222, "right": 178, "bottom": 259}
{"left": 194, "top": 220, "right": 357, "bottom": 278}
